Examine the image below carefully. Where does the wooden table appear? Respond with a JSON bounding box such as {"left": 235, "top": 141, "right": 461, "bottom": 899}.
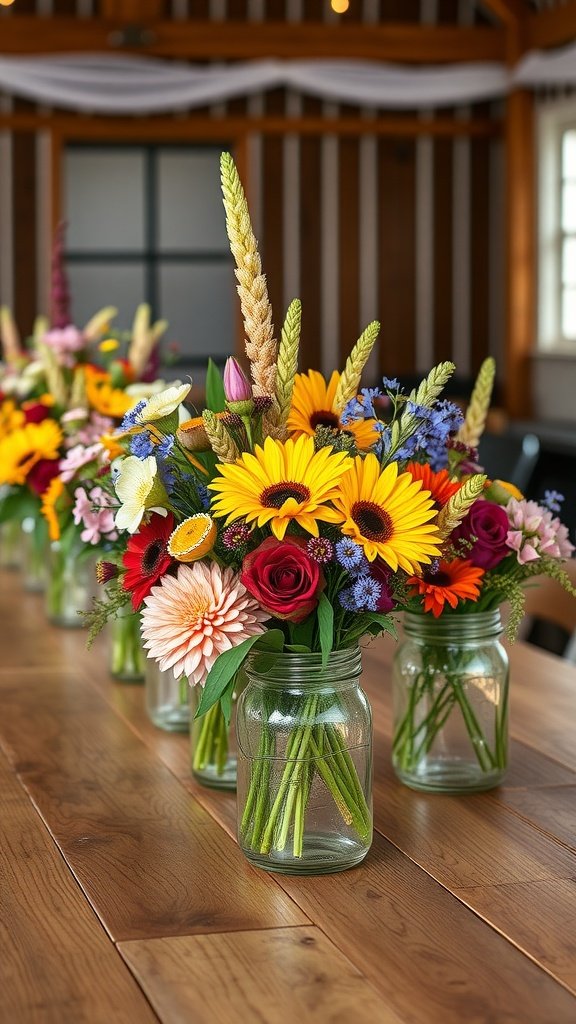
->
{"left": 1, "top": 568, "right": 576, "bottom": 1024}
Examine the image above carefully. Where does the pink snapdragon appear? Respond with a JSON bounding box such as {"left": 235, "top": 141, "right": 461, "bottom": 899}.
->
{"left": 59, "top": 443, "right": 103, "bottom": 483}
{"left": 42, "top": 326, "right": 85, "bottom": 368}
{"left": 72, "top": 485, "right": 118, "bottom": 545}
{"left": 506, "top": 498, "right": 575, "bottom": 565}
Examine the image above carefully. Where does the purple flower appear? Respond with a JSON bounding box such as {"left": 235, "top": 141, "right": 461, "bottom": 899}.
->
{"left": 307, "top": 537, "right": 334, "bottom": 564}
{"left": 352, "top": 575, "right": 382, "bottom": 612}
{"left": 506, "top": 498, "right": 575, "bottom": 564}
{"left": 224, "top": 357, "right": 252, "bottom": 403}
{"left": 451, "top": 500, "right": 511, "bottom": 570}
{"left": 335, "top": 538, "right": 366, "bottom": 573}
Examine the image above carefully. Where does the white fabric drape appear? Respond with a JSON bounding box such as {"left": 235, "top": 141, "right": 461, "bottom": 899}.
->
{"left": 0, "top": 46, "right": 574, "bottom": 114}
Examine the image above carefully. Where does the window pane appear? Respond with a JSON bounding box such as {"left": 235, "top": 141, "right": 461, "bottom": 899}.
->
{"left": 562, "top": 287, "right": 576, "bottom": 340}
{"left": 68, "top": 262, "right": 147, "bottom": 331}
{"left": 158, "top": 150, "right": 229, "bottom": 253}
{"left": 562, "top": 237, "right": 576, "bottom": 284}
{"left": 562, "top": 182, "right": 576, "bottom": 232}
{"left": 65, "top": 149, "right": 145, "bottom": 252}
{"left": 562, "top": 130, "right": 576, "bottom": 180}
{"left": 159, "top": 263, "right": 235, "bottom": 360}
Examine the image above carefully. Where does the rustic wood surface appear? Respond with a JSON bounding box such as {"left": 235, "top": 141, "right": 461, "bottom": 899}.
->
{"left": 1, "top": 569, "right": 575, "bottom": 1023}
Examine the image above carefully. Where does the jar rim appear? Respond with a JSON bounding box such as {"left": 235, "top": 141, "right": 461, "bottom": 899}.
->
{"left": 245, "top": 645, "right": 362, "bottom": 689}
{"left": 403, "top": 608, "right": 503, "bottom": 640}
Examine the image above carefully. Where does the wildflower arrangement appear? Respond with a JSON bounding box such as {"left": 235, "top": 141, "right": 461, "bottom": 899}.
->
{"left": 90, "top": 152, "right": 494, "bottom": 858}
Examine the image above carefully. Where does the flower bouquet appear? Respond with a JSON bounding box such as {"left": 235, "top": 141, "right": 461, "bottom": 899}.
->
{"left": 89, "top": 152, "right": 496, "bottom": 871}
{"left": 390, "top": 358, "right": 576, "bottom": 791}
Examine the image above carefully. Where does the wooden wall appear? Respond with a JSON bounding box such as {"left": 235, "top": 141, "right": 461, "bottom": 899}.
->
{"left": 0, "top": 0, "right": 507, "bottom": 394}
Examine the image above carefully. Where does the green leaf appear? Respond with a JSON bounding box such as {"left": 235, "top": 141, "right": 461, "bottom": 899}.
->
{"left": 218, "top": 678, "right": 236, "bottom": 726}
{"left": 291, "top": 615, "right": 314, "bottom": 649}
{"left": 361, "top": 612, "right": 397, "bottom": 637}
{"left": 285, "top": 643, "right": 311, "bottom": 653}
{"left": 205, "top": 358, "right": 226, "bottom": 413}
{"left": 317, "top": 593, "right": 334, "bottom": 667}
{"left": 195, "top": 628, "right": 284, "bottom": 720}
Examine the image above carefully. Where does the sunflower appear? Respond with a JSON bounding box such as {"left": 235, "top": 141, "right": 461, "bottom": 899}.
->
{"left": 0, "top": 399, "right": 24, "bottom": 440}
{"left": 331, "top": 453, "right": 441, "bottom": 571}
{"left": 0, "top": 419, "right": 63, "bottom": 486}
{"left": 122, "top": 512, "right": 175, "bottom": 610}
{"left": 85, "top": 365, "right": 133, "bottom": 419}
{"left": 406, "top": 462, "right": 461, "bottom": 510}
{"left": 408, "top": 559, "right": 485, "bottom": 617}
{"left": 208, "top": 434, "right": 351, "bottom": 540}
{"left": 287, "top": 370, "right": 379, "bottom": 451}
{"left": 41, "top": 477, "right": 67, "bottom": 542}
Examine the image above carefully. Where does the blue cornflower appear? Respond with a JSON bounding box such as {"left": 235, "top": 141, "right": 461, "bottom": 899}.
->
{"left": 119, "top": 400, "right": 146, "bottom": 431}
{"left": 543, "top": 489, "right": 564, "bottom": 513}
{"left": 382, "top": 376, "right": 400, "bottom": 391}
{"left": 196, "top": 483, "right": 211, "bottom": 510}
{"left": 158, "top": 461, "right": 176, "bottom": 494}
{"left": 157, "top": 434, "right": 175, "bottom": 460}
{"left": 339, "top": 588, "right": 358, "bottom": 612}
{"left": 130, "top": 432, "right": 154, "bottom": 459}
{"left": 335, "top": 538, "right": 365, "bottom": 572}
{"left": 352, "top": 575, "right": 382, "bottom": 612}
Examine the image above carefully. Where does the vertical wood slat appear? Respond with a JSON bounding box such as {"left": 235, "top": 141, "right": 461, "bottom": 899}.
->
{"left": 338, "top": 136, "right": 360, "bottom": 366}
{"left": 433, "top": 136, "right": 454, "bottom": 366}
{"left": 12, "top": 132, "right": 37, "bottom": 338}
{"left": 505, "top": 88, "right": 535, "bottom": 418}
{"left": 378, "top": 139, "right": 417, "bottom": 378}
{"left": 470, "top": 132, "right": 491, "bottom": 377}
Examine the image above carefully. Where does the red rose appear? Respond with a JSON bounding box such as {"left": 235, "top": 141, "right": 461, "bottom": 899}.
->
{"left": 27, "top": 458, "right": 61, "bottom": 495}
{"left": 23, "top": 402, "right": 50, "bottom": 424}
{"left": 241, "top": 537, "right": 325, "bottom": 624}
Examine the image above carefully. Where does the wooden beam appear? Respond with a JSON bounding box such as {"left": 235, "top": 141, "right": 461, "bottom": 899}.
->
{"left": 479, "top": 1, "right": 526, "bottom": 27}
{"left": 526, "top": 5, "right": 576, "bottom": 51}
{"left": 504, "top": 89, "right": 535, "bottom": 419}
{"left": 0, "top": 114, "right": 502, "bottom": 139}
{"left": 0, "top": 18, "right": 507, "bottom": 62}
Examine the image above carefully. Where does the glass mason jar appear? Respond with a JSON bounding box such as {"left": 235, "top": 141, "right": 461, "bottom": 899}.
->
{"left": 392, "top": 610, "right": 509, "bottom": 793}
{"left": 21, "top": 514, "right": 49, "bottom": 592}
{"left": 46, "top": 540, "right": 97, "bottom": 627}
{"left": 109, "top": 609, "right": 145, "bottom": 682}
{"left": 145, "top": 660, "right": 189, "bottom": 732}
{"left": 0, "top": 517, "right": 23, "bottom": 570}
{"left": 237, "top": 647, "right": 373, "bottom": 876}
{"left": 189, "top": 675, "right": 242, "bottom": 790}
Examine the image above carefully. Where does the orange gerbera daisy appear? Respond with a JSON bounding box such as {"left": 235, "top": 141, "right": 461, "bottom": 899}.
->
{"left": 406, "top": 462, "right": 461, "bottom": 510}
{"left": 84, "top": 365, "right": 133, "bottom": 419}
{"left": 408, "top": 559, "right": 485, "bottom": 618}
{"left": 287, "top": 370, "right": 379, "bottom": 451}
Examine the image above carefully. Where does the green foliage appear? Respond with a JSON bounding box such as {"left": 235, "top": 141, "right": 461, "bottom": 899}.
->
{"left": 317, "top": 593, "right": 334, "bottom": 666}
{"left": 195, "top": 628, "right": 285, "bottom": 723}
{"left": 81, "top": 582, "right": 131, "bottom": 648}
{"left": 205, "top": 358, "right": 226, "bottom": 413}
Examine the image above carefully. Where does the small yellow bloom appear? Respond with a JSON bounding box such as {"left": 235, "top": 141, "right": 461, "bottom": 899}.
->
{"left": 494, "top": 479, "right": 523, "bottom": 501}
{"left": 99, "top": 338, "right": 119, "bottom": 354}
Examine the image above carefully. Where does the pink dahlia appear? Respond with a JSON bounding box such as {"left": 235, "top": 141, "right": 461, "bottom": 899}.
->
{"left": 141, "top": 562, "right": 269, "bottom": 684}
{"left": 506, "top": 498, "right": 575, "bottom": 565}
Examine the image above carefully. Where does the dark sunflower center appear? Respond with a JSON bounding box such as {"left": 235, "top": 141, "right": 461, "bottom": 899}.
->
{"left": 425, "top": 570, "right": 451, "bottom": 587}
{"left": 351, "top": 500, "right": 393, "bottom": 542}
{"left": 310, "top": 410, "right": 340, "bottom": 430}
{"left": 142, "top": 539, "right": 164, "bottom": 575}
{"left": 261, "top": 482, "right": 311, "bottom": 509}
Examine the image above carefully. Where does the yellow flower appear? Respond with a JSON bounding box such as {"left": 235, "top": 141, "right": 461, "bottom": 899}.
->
{"left": 0, "top": 399, "right": 25, "bottom": 440}
{"left": 208, "top": 434, "right": 351, "bottom": 541}
{"left": 494, "top": 479, "right": 523, "bottom": 501}
{"left": 85, "top": 365, "right": 133, "bottom": 419}
{"left": 41, "top": 476, "right": 65, "bottom": 541}
{"left": 0, "top": 419, "right": 62, "bottom": 486}
{"left": 287, "top": 370, "right": 379, "bottom": 451}
{"left": 99, "top": 338, "right": 119, "bottom": 353}
{"left": 331, "top": 453, "right": 441, "bottom": 571}
{"left": 168, "top": 514, "right": 217, "bottom": 562}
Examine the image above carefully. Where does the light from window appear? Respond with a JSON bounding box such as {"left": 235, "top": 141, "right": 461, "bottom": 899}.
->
{"left": 561, "top": 130, "right": 576, "bottom": 340}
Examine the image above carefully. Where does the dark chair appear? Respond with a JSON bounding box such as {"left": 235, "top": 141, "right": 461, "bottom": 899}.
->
{"left": 477, "top": 431, "right": 540, "bottom": 494}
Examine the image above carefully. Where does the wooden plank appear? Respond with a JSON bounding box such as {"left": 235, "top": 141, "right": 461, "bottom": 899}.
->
{"left": 338, "top": 135, "right": 360, "bottom": 368}
{"left": 0, "top": 748, "right": 159, "bottom": 1024}
{"left": 497, "top": 786, "right": 576, "bottom": 854}
{"left": 299, "top": 127, "right": 322, "bottom": 371}
{"left": 0, "top": 19, "right": 508, "bottom": 62}
{"left": 378, "top": 138, "right": 417, "bottom": 378}
{"left": 433, "top": 136, "right": 454, "bottom": 366}
{"left": 470, "top": 130, "right": 491, "bottom": 376}
{"left": 527, "top": 5, "right": 576, "bottom": 51}
{"left": 262, "top": 88, "right": 285, "bottom": 339}
{"left": 504, "top": 88, "right": 535, "bottom": 419}
{"left": 119, "top": 927, "right": 405, "bottom": 1024}
{"left": 480, "top": 0, "right": 525, "bottom": 26}
{"left": 454, "top": 878, "right": 576, "bottom": 995}
{"left": 506, "top": 645, "right": 576, "bottom": 772}
{"left": 12, "top": 131, "right": 37, "bottom": 340}
{"left": 277, "top": 834, "right": 576, "bottom": 1023}
{"left": 0, "top": 668, "right": 307, "bottom": 941}
{"left": 0, "top": 113, "right": 501, "bottom": 139}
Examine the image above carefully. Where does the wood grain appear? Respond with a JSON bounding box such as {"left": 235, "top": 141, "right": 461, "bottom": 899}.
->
{"left": 277, "top": 836, "right": 576, "bottom": 1024}
{"left": 0, "top": 669, "right": 306, "bottom": 941}
{"left": 497, "top": 786, "right": 576, "bottom": 853}
{"left": 120, "top": 927, "right": 405, "bottom": 1024}
{"left": 0, "top": 748, "right": 159, "bottom": 1024}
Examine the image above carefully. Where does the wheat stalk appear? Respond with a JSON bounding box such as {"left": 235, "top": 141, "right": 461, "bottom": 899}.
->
{"left": 267, "top": 298, "right": 302, "bottom": 439}
{"left": 436, "top": 474, "right": 487, "bottom": 540}
{"left": 456, "top": 357, "right": 496, "bottom": 449}
{"left": 333, "top": 321, "right": 380, "bottom": 414}
{"left": 202, "top": 409, "right": 240, "bottom": 463}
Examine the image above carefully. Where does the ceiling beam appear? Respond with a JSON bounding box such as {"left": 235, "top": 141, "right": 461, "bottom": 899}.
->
{"left": 0, "top": 18, "right": 507, "bottom": 63}
{"left": 478, "top": 1, "right": 526, "bottom": 27}
{"left": 526, "top": 5, "right": 576, "bottom": 51}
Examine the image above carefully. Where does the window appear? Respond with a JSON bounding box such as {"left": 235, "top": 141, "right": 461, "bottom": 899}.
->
{"left": 561, "top": 130, "right": 576, "bottom": 341}
{"left": 538, "top": 101, "right": 576, "bottom": 352}
{"left": 63, "top": 144, "right": 235, "bottom": 369}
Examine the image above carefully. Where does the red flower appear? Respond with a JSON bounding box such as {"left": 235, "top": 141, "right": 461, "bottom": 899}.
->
{"left": 240, "top": 536, "right": 325, "bottom": 624}
{"left": 27, "top": 458, "right": 61, "bottom": 495}
{"left": 22, "top": 402, "right": 51, "bottom": 424}
{"left": 122, "top": 512, "right": 174, "bottom": 610}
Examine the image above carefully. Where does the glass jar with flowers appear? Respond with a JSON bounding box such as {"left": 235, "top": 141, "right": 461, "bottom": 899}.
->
{"left": 392, "top": 359, "right": 576, "bottom": 792}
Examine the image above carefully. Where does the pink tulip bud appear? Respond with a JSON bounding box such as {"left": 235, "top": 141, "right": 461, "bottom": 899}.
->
{"left": 223, "top": 357, "right": 252, "bottom": 403}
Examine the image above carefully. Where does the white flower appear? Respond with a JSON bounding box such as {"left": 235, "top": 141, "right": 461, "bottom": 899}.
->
{"left": 125, "top": 379, "right": 182, "bottom": 401}
{"left": 134, "top": 383, "right": 191, "bottom": 425}
{"left": 114, "top": 455, "right": 169, "bottom": 533}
